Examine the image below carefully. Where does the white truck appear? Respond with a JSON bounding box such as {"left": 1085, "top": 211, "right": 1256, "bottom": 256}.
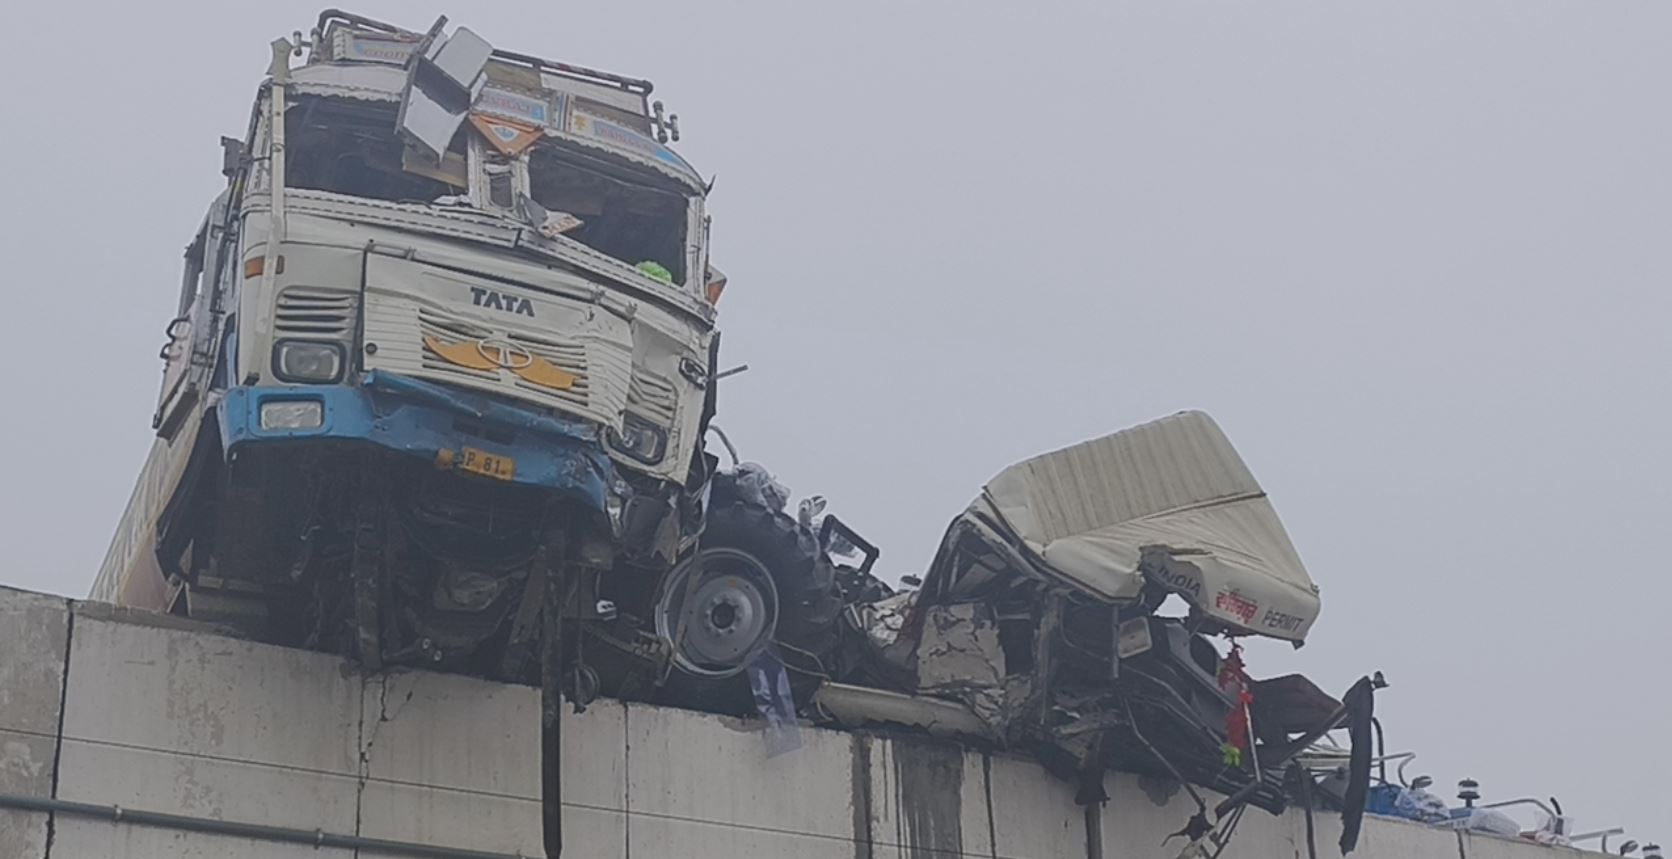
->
{"left": 93, "top": 10, "right": 848, "bottom": 713}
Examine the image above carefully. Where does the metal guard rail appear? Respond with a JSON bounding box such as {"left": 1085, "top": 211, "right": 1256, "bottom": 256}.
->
{"left": 0, "top": 791, "right": 530, "bottom": 859}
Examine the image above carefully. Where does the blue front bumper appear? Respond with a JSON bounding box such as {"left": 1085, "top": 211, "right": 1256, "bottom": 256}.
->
{"left": 218, "top": 371, "right": 616, "bottom": 511}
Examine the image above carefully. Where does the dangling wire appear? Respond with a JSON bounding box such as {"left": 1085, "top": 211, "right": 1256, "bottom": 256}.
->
{"left": 708, "top": 423, "right": 740, "bottom": 468}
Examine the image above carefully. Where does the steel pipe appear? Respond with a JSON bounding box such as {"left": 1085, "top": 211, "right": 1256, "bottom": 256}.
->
{"left": 0, "top": 792, "right": 528, "bottom": 859}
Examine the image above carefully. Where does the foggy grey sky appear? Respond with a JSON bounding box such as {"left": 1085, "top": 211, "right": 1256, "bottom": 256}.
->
{"left": 2, "top": 0, "right": 1666, "bottom": 845}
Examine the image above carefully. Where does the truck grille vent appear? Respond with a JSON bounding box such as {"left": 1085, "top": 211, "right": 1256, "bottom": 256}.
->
{"left": 628, "top": 371, "right": 678, "bottom": 426}
{"left": 509, "top": 330, "right": 591, "bottom": 410}
{"left": 372, "top": 299, "right": 632, "bottom": 434}
{"left": 414, "top": 308, "right": 596, "bottom": 413}
{"left": 275, "top": 288, "right": 356, "bottom": 338}
{"left": 417, "top": 307, "right": 497, "bottom": 383}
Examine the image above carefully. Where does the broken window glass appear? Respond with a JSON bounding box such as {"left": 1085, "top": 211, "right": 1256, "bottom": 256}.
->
{"left": 527, "top": 145, "right": 689, "bottom": 285}
{"left": 285, "top": 97, "right": 466, "bottom": 203}
{"left": 483, "top": 155, "right": 516, "bottom": 209}
{"left": 284, "top": 95, "right": 692, "bottom": 286}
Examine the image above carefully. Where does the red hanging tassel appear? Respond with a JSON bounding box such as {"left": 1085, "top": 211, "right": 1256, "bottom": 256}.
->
{"left": 1219, "top": 641, "right": 1254, "bottom": 767}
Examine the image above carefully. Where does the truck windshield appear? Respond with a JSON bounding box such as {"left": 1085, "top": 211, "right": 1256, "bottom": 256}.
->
{"left": 527, "top": 146, "right": 688, "bottom": 284}
{"left": 286, "top": 98, "right": 458, "bottom": 203}
{"left": 284, "top": 96, "right": 690, "bottom": 284}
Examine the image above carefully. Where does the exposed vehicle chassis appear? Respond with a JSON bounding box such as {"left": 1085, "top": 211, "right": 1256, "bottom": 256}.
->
{"left": 164, "top": 427, "right": 843, "bottom": 705}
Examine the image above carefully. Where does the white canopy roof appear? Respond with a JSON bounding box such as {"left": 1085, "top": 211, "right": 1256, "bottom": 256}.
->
{"left": 970, "top": 410, "right": 1321, "bottom": 642}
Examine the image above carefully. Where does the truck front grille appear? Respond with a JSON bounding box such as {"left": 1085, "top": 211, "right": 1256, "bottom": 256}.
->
{"left": 275, "top": 287, "right": 356, "bottom": 338}
{"left": 365, "top": 296, "right": 632, "bottom": 432}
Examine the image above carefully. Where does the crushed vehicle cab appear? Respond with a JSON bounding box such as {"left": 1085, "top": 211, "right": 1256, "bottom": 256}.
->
{"left": 818, "top": 412, "right": 1377, "bottom": 838}
{"left": 92, "top": 11, "right": 837, "bottom": 705}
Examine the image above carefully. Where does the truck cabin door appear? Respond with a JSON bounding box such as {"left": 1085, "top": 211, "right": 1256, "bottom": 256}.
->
{"left": 153, "top": 204, "right": 226, "bottom": 439}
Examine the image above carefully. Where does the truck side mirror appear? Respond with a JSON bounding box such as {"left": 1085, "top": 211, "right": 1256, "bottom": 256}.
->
{"left": 220, "top": 136, "right": 246, "bottom": 179}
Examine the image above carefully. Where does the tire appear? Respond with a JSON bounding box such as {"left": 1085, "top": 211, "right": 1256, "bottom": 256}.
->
{"left": 653, "top": 477, "right": 841, "bottom": 712}
{"left": 701, "top": 496, "right": 841, "bottom": 663}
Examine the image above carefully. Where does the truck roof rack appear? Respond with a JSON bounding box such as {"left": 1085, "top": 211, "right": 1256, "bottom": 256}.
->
{"left": 314, "top": 8, "right": 655, "bottom": 94}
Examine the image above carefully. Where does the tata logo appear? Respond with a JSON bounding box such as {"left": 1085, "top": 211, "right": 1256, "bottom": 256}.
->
{"left": 470, "top": 286, "right": 535, "bottom": 317}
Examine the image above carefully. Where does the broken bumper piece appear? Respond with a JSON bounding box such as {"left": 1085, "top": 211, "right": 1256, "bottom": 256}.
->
{"left": 218, "top": 370, "right": 616, "bottom": 509}
{"left": 814, "top": 682, "right": 995, "bottom": 741}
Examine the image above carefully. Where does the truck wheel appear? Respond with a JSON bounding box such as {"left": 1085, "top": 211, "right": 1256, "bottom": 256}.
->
{"left": 652, "top": 491, "right": 839, "bottom": 711}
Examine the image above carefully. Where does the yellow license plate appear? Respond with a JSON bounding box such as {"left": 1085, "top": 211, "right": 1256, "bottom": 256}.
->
{"left": 458, "top": 447, "right": 515, "bottom": 481}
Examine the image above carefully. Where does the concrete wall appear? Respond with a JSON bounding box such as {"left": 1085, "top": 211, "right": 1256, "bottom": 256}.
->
{"left": 0, "top": 585, "right": 1608, "bottom": 859}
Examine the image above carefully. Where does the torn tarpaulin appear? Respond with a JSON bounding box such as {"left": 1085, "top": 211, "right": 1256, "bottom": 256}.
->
{"left": 1338, "top": 675, "right": 1377, "bottom": 855}
{"left": 1252, "top": 674, "right": 1342, "bottom": 744}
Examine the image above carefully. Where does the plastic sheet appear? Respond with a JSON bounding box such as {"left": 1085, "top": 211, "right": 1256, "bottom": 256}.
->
{"left": 1531, "top": 811, "right": 1573, "bottom": 846}
{"left": 1452, "top": 808, "right": 1521, "bottom": 838}
{"left": 798, "top": 495, "right": 859, "bottom": 558}
{"left": 748, "top": 648, "right": 802, "bottom": 757}
{"left": 852, "top": 591, "right": 915, "bottom": 651}
{"left": 1392, "top": 786, "right": 1450, "bottom": 823}
{"left": 731, "top": 463, "right": 790, "bottom": 512}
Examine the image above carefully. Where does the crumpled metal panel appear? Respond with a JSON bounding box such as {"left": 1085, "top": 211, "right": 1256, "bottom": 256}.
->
{"left": 916, "top": 603, "right": 1005, "bottom": 693}
{"left": 915, "top": 603, "right": 1009, "bottom": 733}
{"left": 398, "top": 27, "right": 492, "bottom": 162}
{"left": 853, "top": 591, "right": 913, "bottom": 650}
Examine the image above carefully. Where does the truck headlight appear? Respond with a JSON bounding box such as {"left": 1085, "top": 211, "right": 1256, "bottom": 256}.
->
{"left": 608, "top": 413, "right": 668, "bottom": 464}
{"left": 259, "top": 399, "right": 324, "bottom": 430}
{"left": 273, "top": 340, "right": 345, "bottom": 383}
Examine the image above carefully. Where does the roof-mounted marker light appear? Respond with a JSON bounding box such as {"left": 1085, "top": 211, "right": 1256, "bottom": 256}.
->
{"left": 244, "top": 256, "right": 284, "bottom": 279}
{"left": 705, "top": 266, "right": 727, "bottom": 305}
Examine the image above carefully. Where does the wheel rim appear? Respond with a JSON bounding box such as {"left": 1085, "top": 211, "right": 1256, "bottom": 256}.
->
{"left": 655, "top": 547, "right": 780, "bottom": 678}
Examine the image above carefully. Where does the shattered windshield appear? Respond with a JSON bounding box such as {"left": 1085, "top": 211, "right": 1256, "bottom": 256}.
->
{"left": 286, "top": 98, "right": 461, "bottom": 203}
{"left": 284, "top": 95, "right": 691, "bottom": 285}
{"left": 526, "top": 146, "right": 688, "bottom": 284}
